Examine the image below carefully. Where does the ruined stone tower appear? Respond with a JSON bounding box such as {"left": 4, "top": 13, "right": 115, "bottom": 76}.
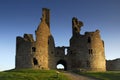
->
{"left": 35, "top": 8, "right": 56, "bottom": 69}
{"left": 16, "top": 8, "right": 56, "bottom": 69}
{"left": 67, "top": 17, "right": 106, "bottom": 71}
{"left": 16, "top": 8, "right": 106, "bottom": 71}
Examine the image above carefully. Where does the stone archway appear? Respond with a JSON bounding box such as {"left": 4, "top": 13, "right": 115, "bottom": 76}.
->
{"left": 56, "top": 60, "right": 67, "bottom": 70}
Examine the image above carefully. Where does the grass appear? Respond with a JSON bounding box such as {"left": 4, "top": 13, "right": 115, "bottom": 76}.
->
{"left": 0, "top": 69, "right": 70, "bottom": 80}
{"left": 1, "top": 69, "right": 120, "bottom": 80}
{"left": 77, "top": 71, "right": 120, "bottom": 80}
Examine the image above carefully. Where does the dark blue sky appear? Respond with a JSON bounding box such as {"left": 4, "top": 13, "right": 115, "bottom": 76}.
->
{"left": 0, "top": 0, "right": 120, "bottom": 71}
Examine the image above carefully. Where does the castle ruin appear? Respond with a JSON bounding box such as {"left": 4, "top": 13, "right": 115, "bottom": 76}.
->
{"left": 15, "top": 8, "right": 106, "bottom": 71}
{"left": 106, "top": 58, "right": 120, "bottom": 71}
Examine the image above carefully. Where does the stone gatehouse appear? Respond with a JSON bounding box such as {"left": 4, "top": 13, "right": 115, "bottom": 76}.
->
{"left": 15, "top": 8, "right": 106, "bottom": 71}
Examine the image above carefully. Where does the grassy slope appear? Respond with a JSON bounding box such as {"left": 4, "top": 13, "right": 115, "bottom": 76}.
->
{"left": 77, "top": 71, "right": 120, "bottom": 80}
{"left": 0, "top": 69, "right": 70, "bottom": 80}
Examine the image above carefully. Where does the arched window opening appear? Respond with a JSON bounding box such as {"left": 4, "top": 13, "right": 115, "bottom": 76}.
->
{"left": 56, "top": 60, "right": 67, "bottom": 70}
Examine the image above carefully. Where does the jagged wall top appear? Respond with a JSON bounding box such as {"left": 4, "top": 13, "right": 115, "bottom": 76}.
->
{"left": 41, "top": 8, "right": 50, "bottom": 27}
{"left": 72, "top": 17, "right": 83, "bottom": 36}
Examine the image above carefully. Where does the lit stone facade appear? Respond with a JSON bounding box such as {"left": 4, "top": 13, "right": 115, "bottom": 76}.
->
{"left": 16, "top": 8, "right": 106, "bottom": 71}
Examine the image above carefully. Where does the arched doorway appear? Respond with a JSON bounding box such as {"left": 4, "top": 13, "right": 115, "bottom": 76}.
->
{"left": 56, "top": 60, "right": 67, "bottom": 70}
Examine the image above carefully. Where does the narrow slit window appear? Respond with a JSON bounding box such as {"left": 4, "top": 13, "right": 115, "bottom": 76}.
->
{"left": 88, "top": 37, "right": 91, "bottom": 43}
{"left": 89, "top": 49, "right": 93, "bottom": 55}
{"left": 65, "top": 48, "right": 68, "bottom": 55}
{"left": 33, "top": 58, "right": 38, "bottom": 65}
{"left": 48, "top": 40, "right": 49, "bottom": 44}
{"left": 89, "top": 49, "right": 91, "bottom": 54}
{"left": 91, "top": 49, "right": 93, "bottom": 54}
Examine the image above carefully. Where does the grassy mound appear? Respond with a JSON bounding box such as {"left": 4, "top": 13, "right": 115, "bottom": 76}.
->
{"left": 0, "top": 69, "right": 70, "bottom": 80}
{"left": 77, "top": 71, "right": 120, "bottom": 80}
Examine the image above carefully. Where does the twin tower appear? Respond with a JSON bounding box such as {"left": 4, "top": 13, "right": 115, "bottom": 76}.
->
{"left": 16, "top": 8, "right": 106, "bottom": 71}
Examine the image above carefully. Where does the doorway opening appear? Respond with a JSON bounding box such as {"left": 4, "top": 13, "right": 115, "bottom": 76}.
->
{"left": 56, "top": 60, "right": 67, "bottom": 70}
{"left": 57, "top": 64, "right": 64, "bottom": 70}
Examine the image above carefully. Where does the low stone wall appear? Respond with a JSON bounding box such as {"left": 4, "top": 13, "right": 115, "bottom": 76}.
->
{"left": 106, "top": 58, "right": 120, "bottom": 71}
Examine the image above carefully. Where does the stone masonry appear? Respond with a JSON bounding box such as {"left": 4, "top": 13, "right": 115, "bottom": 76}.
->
{"left": 106, "top": 58, "right": 120, "bottom": 71}
{"left": 16, "top": 8, "right": 107, "bottom": 71}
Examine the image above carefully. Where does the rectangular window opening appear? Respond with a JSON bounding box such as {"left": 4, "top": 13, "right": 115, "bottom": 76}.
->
{"left": 32, "top": 47, "right": 36, "bottom": 52}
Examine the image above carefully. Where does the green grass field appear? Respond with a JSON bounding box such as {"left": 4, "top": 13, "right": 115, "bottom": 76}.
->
{"left": 0, "top": 69, "right": 70, "bottom": 80}
{"left": 1, "top": 69, "right": 120, "bottom": 80}
{"left": 77, "top": 71, "right": 120, "bottom": 80}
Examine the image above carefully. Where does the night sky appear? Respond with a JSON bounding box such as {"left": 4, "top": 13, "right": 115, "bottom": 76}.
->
{"left": 0, "top": 0, "right": 120, "bottom": 71}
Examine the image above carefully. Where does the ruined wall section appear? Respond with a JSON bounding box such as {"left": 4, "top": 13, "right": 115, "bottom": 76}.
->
{"left": 15, "top": 8, "right": 107, "bottom": 71}
{"left": 69, "top": 17, "right": 87, "bottom": 70}
{"left": 42, "top": 8, "right": 50, "bottom": 27}
{"left": 48, "top": 35, "right": 56, "bottom": 69}
{"left": 107, "top": 58, "right": 120, "bottom": 71}
{"left": 35, "top": 17, "right": 50, "bottom": 69}
{"left": 16, "top": 34, "right": 34, "bottom": 69}
{"left": 69, "top": 35, "right": 88, "bottom": 70}
{"left": 15, "top": 8, "right": 56, "bottom": 70}
{"left": 85, "top": 30, "right": 106, "bottom": 71}
{"left": 69, "top": 17, "right": 106, "bottom": 71}
{"left": 72, "top": 17, "right": 83, "bottom": 37}
{"left": 34, "top": 8, "right": 56, "bottom": 69}
{"left": 54, "top": 47, "right": 69, "bottom": 70}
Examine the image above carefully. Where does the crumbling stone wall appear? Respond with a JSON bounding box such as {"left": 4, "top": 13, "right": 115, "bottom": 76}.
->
{"left": 107, "top": 58, "right": 120, "bottom": 71}
{"left": 16, "top": 34, "right": 34, "bottom": 69}
{"left": 85, "top": 30, "right": 106, "bottom": 71}
{"left": 54, "top": 46, "right": 69, "bottom": 70}
{"left": 48, "top": 35, "right": 56, "bottom": 69}
{"left": 69, "top": 18, "right": 106, "bottom": 71}
{"left": 16, "top": 8, "right": 56, "bottom": 70}
{"left": 16, "top": 8, "right": 107, "bottom": 71}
